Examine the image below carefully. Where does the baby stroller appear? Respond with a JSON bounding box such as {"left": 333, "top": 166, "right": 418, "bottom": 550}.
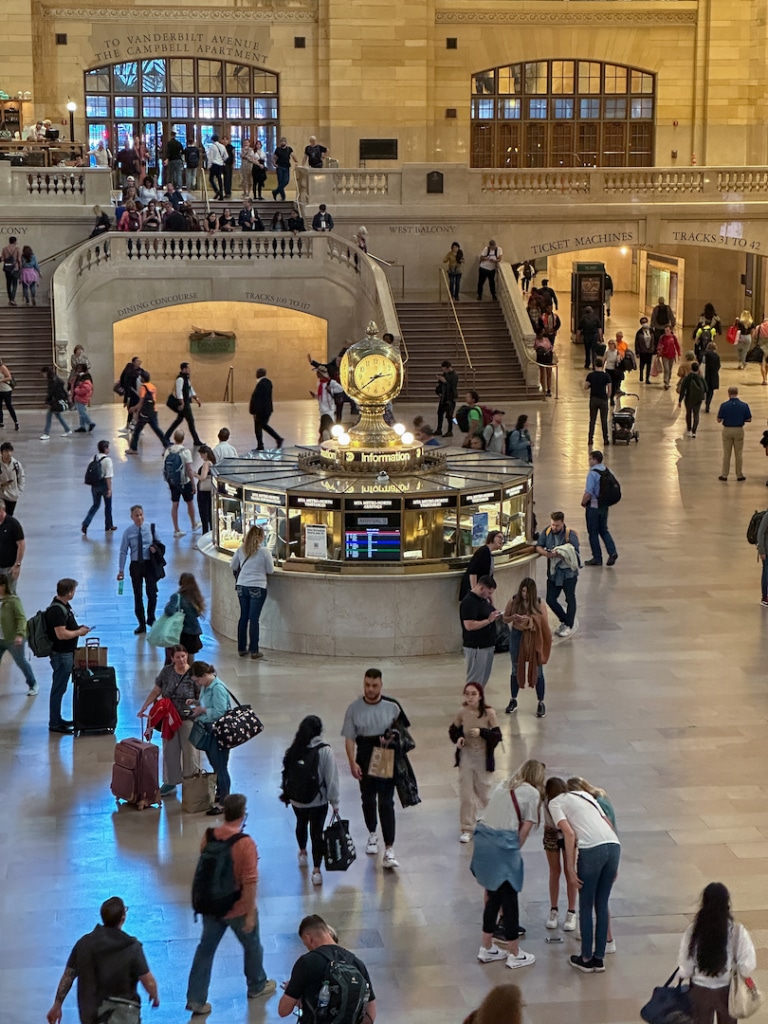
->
{"left": 611, "top": 391, "right": 639, "bottom": 444}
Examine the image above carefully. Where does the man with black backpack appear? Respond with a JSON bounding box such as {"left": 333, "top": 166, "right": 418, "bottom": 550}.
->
{"left": 81, "top": 440, "right": 115, "bottom": 537}
{"left": 582, "top": 450, "right": 620, "bottom": 567}
{"left": 126, "top": 372, "right": 169, "bottom": 454}
{"left": 187, "top": 793, "right": 276, "bottom": 1015}
{"left": 278, "top": 914, "right": 376, "bottom": 1024}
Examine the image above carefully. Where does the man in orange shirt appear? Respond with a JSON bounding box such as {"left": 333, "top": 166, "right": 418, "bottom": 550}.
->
{"left": 186, "top": 794, "right": 276, "bottom": 1016}
{"left": 126, "top": 372, "right": 169, "bottom": 453}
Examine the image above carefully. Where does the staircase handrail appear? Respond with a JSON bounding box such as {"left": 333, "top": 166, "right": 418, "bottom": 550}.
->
{"left": 39, "top": 237, "right": 90, "bottom": 268}
{"left": 497, "top": 265, "right": 558, "bottom": 399}
{"left": 440, "top": 269, "right": 474, "bottom": 372}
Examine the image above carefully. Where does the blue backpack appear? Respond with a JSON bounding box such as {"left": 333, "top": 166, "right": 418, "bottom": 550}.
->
{"left": 163, "top": 449, "right": 187, "bottom": 489}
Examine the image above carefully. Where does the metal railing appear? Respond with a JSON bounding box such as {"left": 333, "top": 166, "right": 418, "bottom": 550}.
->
{"left": 440, "top": 269, "right": 474, "bottom": 376}
{"left": 223, "top": 366, "right": 235, "bottom": 403}
{"left": 497, "top": 265, "right": 559, "bottom": 399}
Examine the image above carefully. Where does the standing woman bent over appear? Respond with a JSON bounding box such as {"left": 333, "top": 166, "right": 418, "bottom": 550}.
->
{"left": 231, "top": 525, "right": 274, "bottom": 659}
{"left": 679, "top": 882, "right": 757, "bottom": 1024}
{"left": 449, "top": 682, "right": 501, "bottom": 844}
{"left": 187, "top": 661, "right": 232, "bottom": 816}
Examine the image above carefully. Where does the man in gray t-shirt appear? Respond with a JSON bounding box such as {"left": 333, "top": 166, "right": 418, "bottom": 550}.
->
{"left": 341, "top": 669, "right": 404, "bottom": 870}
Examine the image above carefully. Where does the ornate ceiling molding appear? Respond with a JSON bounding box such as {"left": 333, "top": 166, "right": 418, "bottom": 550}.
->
{"left": 41, "top": 3, "right": 317, "bottom": 23}
{"left": 436, "top": 10, "right": 696, "bottom": 25}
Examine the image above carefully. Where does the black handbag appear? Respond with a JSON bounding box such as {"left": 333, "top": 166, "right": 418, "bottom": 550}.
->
{"left": 211, "top": 685, "right": 264, "bottom": 750}
{"left": 640, "top": 968, "right": 692, "bottom": 1024}
{"left": 323, "top": 812, "right": 357, "bottom": 871}
{"left": 166, "top": 392, "right": 183, "bottom": 412}
{"left": 746, "top": 345, "right": 764, "bottom": 364}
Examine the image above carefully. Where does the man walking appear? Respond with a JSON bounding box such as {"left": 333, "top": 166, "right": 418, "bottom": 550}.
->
{"left": 342, "top": 669, "right": 408, "bottom": 869}
{"left": 584, "top": 357, "right": 612, "bottom": 448}
{"left": 650, "top": 295, "right": 676, "bottom": 346}
{"left": 47, "top": 578, "right": 90, "bottom": 734}
{"left": 249, "top": 368, "right": 284, "bottom": 450}
{"left": 0, "top": 498, "right": 24, "bottom": 590}
{"left": 163, "top": 130, "right": 184, "bottom": 188}
{"left": 81, "top": 440, "right": 115, "bottom": 536}
{"left": 272, "top": 136, "right": 297, "bottom": 200}
{"left": 205, "top": 134, "right": 227, "bottom": 200}
{"left": 127, "top": 372, "right": 168, "bottom": 453}
{"left": 578, "top": 305, "right": 603, "bottom": 370}
{"left": 717, "top": 386, "right": 752, "bottom": 481}
{"left": 536, "top": 511, "right": 580, "bottom": 639}
{"left": 582, "top": 451, "right": 619, "bottom": 567}
{"left": 165, "top": 362, "right": 203, "bottom": 448}
{"left": 435, "top": 359, "right": 459, "bottom": 437}
{"left": 117, "top": 505, "right": 162, "bottom": 634}
{"left": 459, "top": 575, "right": 502, "bottom": 687}
{"left": 278, "top": 915, "right": 376, "bottom": 1023}
{"left": 477, "top": 239, "right": 502, "bottom": 300}
{"left": 163, "top": 429, "right": 200, "bottom": 537}
{"left": 186, "top": 793, "right": 276, "bottom": 1014}
{"left": 47, "top": 896, "right": 159, "bottom": 1024}
{"left": 678, "top": 362, "right": 707, "bottom": 438}
{"left": 1, "top": 235, "right": 21, "bottom": 306}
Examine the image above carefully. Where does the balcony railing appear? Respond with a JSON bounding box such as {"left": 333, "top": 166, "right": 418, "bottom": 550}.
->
{"left": 0, "top": 166, "right": 113, "bottom": 205}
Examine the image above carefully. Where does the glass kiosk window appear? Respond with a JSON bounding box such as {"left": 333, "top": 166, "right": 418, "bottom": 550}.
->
{"left": 344, "top": 513, "right": 402, "bottom": 561}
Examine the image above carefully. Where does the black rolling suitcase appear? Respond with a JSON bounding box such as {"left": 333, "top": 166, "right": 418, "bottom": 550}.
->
{"left": 73, "top": 666, "right": 119, "bottom": 736}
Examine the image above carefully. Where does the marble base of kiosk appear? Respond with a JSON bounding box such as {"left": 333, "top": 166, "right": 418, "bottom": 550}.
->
{"left": 200, "top": 537, "right": 538, "bottom": 657}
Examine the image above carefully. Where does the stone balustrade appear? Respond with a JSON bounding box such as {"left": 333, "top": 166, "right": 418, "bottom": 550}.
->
{"left": 0, "top": 165, "right": 113, "bottom": 205}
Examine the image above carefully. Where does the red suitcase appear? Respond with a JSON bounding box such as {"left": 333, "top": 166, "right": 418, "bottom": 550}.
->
{"left": 111, "top": 738, "right": 160, "bottom": 809}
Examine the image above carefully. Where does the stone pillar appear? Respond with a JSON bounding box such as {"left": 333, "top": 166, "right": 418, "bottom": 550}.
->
{"left": 2, "top": 0, "right": 34, "bottom": 119}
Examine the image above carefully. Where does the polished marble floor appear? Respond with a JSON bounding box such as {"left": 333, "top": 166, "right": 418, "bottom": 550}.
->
{"left": 4, "top": 297, "right": 768, "bottom": 1024}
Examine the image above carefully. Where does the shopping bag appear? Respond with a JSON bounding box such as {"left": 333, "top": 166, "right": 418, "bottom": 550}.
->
{"left": 367, "top": 746, "right": 394, "bottom": 779}
{"left": 74, "top": 638, "right": 108, "bottom": 669}
{"left": 211, "top": 685, "right": 264, "bottom": 750}
{"left": 729, "top": 970, "right": 764, "bottom": 1020}
{"left": 182, "top": 771, "right": 217, "bottom": 814}
{"left": 650, "top": 356, "right": 661, "bottom": 378}
{"left": 189, "top": 720, "right": 214, "bottom": 752}
{"left": 323, "top": 813, "right": 357, "bottom": 872}
{"left": 727, "top": 324, "right": 739, "bottom": 344}
{"left": 640, "top": 968, "right": 692, "bottom": 1024}
{"left": 147, "top": 607, "right": 185, "bottom": 648}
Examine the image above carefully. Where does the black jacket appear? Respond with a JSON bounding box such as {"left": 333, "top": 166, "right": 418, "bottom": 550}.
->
{"left": 249, "top": 377, "right": 273, "bottom": 419}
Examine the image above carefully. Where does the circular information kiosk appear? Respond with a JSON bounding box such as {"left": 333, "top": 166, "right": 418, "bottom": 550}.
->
{"left": 201, "top": 323, "right": 537, "bottom": 656}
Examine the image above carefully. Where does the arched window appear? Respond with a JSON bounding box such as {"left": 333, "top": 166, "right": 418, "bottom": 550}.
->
{"left": 84, "top": 59, "right": 279, "bottom": 172}
{"left": 470, "top": 59, "right": 655, "bottom": 169}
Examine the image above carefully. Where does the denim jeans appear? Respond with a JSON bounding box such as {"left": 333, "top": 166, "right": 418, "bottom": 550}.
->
{"left": 448, "top": 272, "right": 461, "bottom": 300}
{"left": 3, "top": 270, "right": 18, "bottom": 302}
{"left": 83, "top": 486, "right": 113, "bottom": 530}
{"left": 508, "top": 627, "right": 545, "bottom": 700}
{"left": 577, "top": 842, "right": 621, "bottom": 960}
{"left": 44, "top": 408, "right": 70, "bottom": 434}
{"left": 236, "top": 585, "right": 268, "bottom": 654}
{"left": 74, "top": 401, "right": 94, "bottom": 428}
{"left": 186, "top": 913, "right": 267, "bottom": 1006}
{"left": 585, "top": 506, "right": 617, "bottom": 563}
{"left": 0, "top": 639, "right": 36, "bottom": 689}
{"left": 205, "top": 739, "right": 231, "bottom": 801}
{"left": 129, "top": 413, "right": 168, "bottom": 451}
{"left": 273, "top": 165, "right": 290, "bottom": 200}
{"left": 49, "top": 650, "right": 74, "bottom": 728}
{"left": 546, "top": 575, "right": 577, "bottom": 628}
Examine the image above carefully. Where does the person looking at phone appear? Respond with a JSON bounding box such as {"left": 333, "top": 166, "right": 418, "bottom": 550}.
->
{"left": 460, "top": 575, "right": 502, "bottom": 688}
{"left": 47, "top": 578, "right": 91, "bottom": 734}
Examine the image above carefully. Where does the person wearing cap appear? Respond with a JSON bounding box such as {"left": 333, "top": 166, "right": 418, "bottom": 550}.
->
{"left": 634, "top": 316, "right": 656, "bottom": 384}
{"left": 483, "top": 410, "right": 507, "bottom": 454}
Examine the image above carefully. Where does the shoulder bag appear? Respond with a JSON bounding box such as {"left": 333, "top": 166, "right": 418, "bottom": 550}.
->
{"left": 211, "top": 684, "right": 264, "bottom": 750}
{"left": 147, "top": 523, "right": 166, "bottom": 581}
{"left": 189, "top": 719, "right": 214, "bottom": 752}
{"left": 729, "top": 925, "right": 763, "bottom": 1020}
{"left": 147, "top": 593, "right": 184, "bottom": 648}
{"left": 640, "top": 968, "right": 692, "bottom": 1024}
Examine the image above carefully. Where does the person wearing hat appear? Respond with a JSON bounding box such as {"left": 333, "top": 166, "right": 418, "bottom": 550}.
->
{"left": 483, "top": 410, "right": 507, "bottom": 454}
{"left": 634, "top": 315, "right": 656, "bottom": 383}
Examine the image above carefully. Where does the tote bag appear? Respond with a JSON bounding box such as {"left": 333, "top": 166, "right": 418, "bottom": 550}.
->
{"left": 182, "top": 771, "right": 217, "bottom": 814}
{"left": 323, "top": 813, "right": 357, "bottom": 871}
{"left": 640, "top": 968, "right": 692, "bottom": 1024}
{"left": 729, "top": 968, "right": 764, "bottom": 1019}
{"left": 211, "top": 684, "right": 264, "bottom": 750}
{"left": 147, "top": 594, "right": 184, "bottom": 648}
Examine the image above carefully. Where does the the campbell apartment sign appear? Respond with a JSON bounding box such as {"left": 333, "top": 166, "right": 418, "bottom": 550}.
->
{"left": 90, "top": 25, "right": 272, "bottom": 65}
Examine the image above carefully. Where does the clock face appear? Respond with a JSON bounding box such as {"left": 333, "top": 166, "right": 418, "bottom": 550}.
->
{"left": 351, "top": 353, "right": 399, "bottom": 399}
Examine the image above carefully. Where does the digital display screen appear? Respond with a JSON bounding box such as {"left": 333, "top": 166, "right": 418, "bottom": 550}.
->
{"left": 344, "top": 513, "right": 401, "bottom": 561}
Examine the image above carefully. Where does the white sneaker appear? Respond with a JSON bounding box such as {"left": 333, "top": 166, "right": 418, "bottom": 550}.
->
{"left": 311, "top": 869, "right": 322, "bottom": 886}
{"left": 459, "top": 832, "right": 472, "bottom": 843}
{"left": 365, "top": 833, "right": 378, "bottom": 855}
{"left": 604, "top": 939, "right": 616, "bottom": 954}
{"left": 477, "top": 945, "right": 507, "bottom": 963}
{"left": 546, "top": 909, "right": 559, "bottom": 929}
{"left": 554, "top": 623, "right": 567, "bottom": 637}
{"left": 563, "top": 911, "right": 577, "bottom": 932}
{"left": 39, "top": 434, "right": 50, "bottom": 440}
{"left": 382, "top": 848, "right": 399, "bottom": 868}
{"left": 558, "top": 625, "right": 573, "bottom": 639}
{"left": 506, "top": 949, "right": 535, "bottom": 970}
{"left": 173, "top": 530, "right": 186, "bottom": 538}
{"left": 297, "top": 850, "right": 308, "bottom": 867}
{"left": 193, "top": 521, "right": 202, "bottom": 531}
{"left": 61, "top": 430, "right": 73, "bottom": 437}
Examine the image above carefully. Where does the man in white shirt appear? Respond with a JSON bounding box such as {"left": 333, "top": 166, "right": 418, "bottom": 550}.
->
{"left": 205, "top": 134, "right": 228, "bottom": 200}
{"left": 212, "top": 427, "right": 238, "bottom": 462}
{"left": 81, "top": 439, "right": 115, "bottom": 536}
{"left": 477, "top": 240, "right": 502, "bottom": 301}
{"left": 163, "top": 430, "right": 200, "bottom": 538}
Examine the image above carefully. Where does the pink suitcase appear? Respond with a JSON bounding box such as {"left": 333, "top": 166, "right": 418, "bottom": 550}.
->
{"left": 111, "top": 738, "right": 160, "bottom": 809}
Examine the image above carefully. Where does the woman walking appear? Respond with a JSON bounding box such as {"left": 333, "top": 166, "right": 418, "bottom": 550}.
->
{"left": 0, "top": 443, "right": 23, "bottom": 515}
{"left": 20, "top": 246, "right": 40, "bottom": 306}
{"left": 163, "top": 572, "right": 204, "bottom": 662}
{"left": 442, "top": 241, "right": 464, "bottom": 301}
{"left": 703, "top": 341, "right": 721, "bottom": 413}
{"left": 657, "top": 324, "right": 681, "bottom": 390}
{"left": 187, "top": 660, "right": 233, "bottom": 816}
{"left": 251, "top": 140, "right": 267, "bottom": 200}
{"left": 279, "top": 715, "right": 340, "bottom": 886}
{"left": 543, "top": 778, "right": 578, "bottom": 936}
{"left": 603, "top": 338, "right": 625, "bottom": 408}
{"left": 70, "top": 365, "right": 95, "bottom": 433}
{"left": 137, "top": 644, "right": 200, "bottom": 798}
{"left": 678, "top": 882, "right": 757, "bottom": 1024}
{"left": 40, "top": 365, "right": 71, "bottom": 440}
{"left": 678, "top": 361, "right": 708, "bottom": 438}
{"left": 547, "top": 776, "right": 620, "bottom": 973}
{"left": 231, "top": 524, "right": 274, "bottom": 659}
{"left": 0, "top": 359, "right": 19, "bottom": 430}
{"left": 196, "top": 446, "right": 216, "bottom": 534}
{"left": 0, "top": 573, "right": 37, "bottom": 694}
{"left": 734, "top": 311, "right": 753, "bottom": 369}
{"left": 503, "top": 577, "right": 551, "bottom": 718}
{"left": 471, "top": 759, "right": 544, "bottom": 970}
{"left": 449, "top": 682, "right": 501, "bottom": 843}
{"left": 506, "top": 414, "right": 532, "bottom": 463}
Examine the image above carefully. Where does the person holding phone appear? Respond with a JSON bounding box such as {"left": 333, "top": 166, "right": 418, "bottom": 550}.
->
{"left": 459, "top": 575, "right": 502, "bottom": 688}
{"left": 46, "top": 578, "right": 91, "bottom": 734}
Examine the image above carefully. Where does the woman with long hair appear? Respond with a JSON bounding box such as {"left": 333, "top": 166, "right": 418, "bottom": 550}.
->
{"left": 567, "top": 776, "right": 617, "bottom": 952}
{"left": 547, "top": 775, "right": 620, "bottom": 973}
{"left": 279, "top": 715, "right": 340, "bottom": 886}
{"left": 231, "top": 524, "right": 274, "bottom": 659}
{"left": 20, "top": 245, "right": 40, "bottom": 306}
{"left": 449, "top": 682, "right": 501, "bottom": 843}
{"left": 251, "top": 140, "right": 267, "bottom": 200}
{"left": 542, "top": 777, "right": 578, "bottom": 937}
{"left": 163, "top": 572, "right": 204, "bottom": 663}
{"left": 679, "top": 882, "right": 757, "bottom": 1024}
{"left": 196, "top": 446, "right": 216, "bottom": 534}
{"left": 442, "top": 241, "right": 464, "bottom": 301}
{"left": 137, "top": 644, "right": 200, "bottom": 798}
{"left": 506, "top": 414, "right": 532, "bottom": 462}
{"left": 735, "top": 310, "right": 753, "bottom": 369}
{"left": 39, "top": 364, "right": 71, "bottom": 440}
{"left": 271, "top": 211, "right": 287, "bottom": 232}
{"left": 471, "top": 759, "right": 545, "bottom": 971}
{"left": 186, "top": 660, "right": 232, "bottom": 815}
{"left": 462, "top": 984, "right": 523, "bottom": 1024}
{"left": 503, "top": 577, "right": 551, "bottom": 718}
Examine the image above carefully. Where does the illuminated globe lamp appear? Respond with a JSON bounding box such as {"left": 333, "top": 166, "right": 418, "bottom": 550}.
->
{"left": 319, "top": 321, "right": 439, "bottom": 474}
